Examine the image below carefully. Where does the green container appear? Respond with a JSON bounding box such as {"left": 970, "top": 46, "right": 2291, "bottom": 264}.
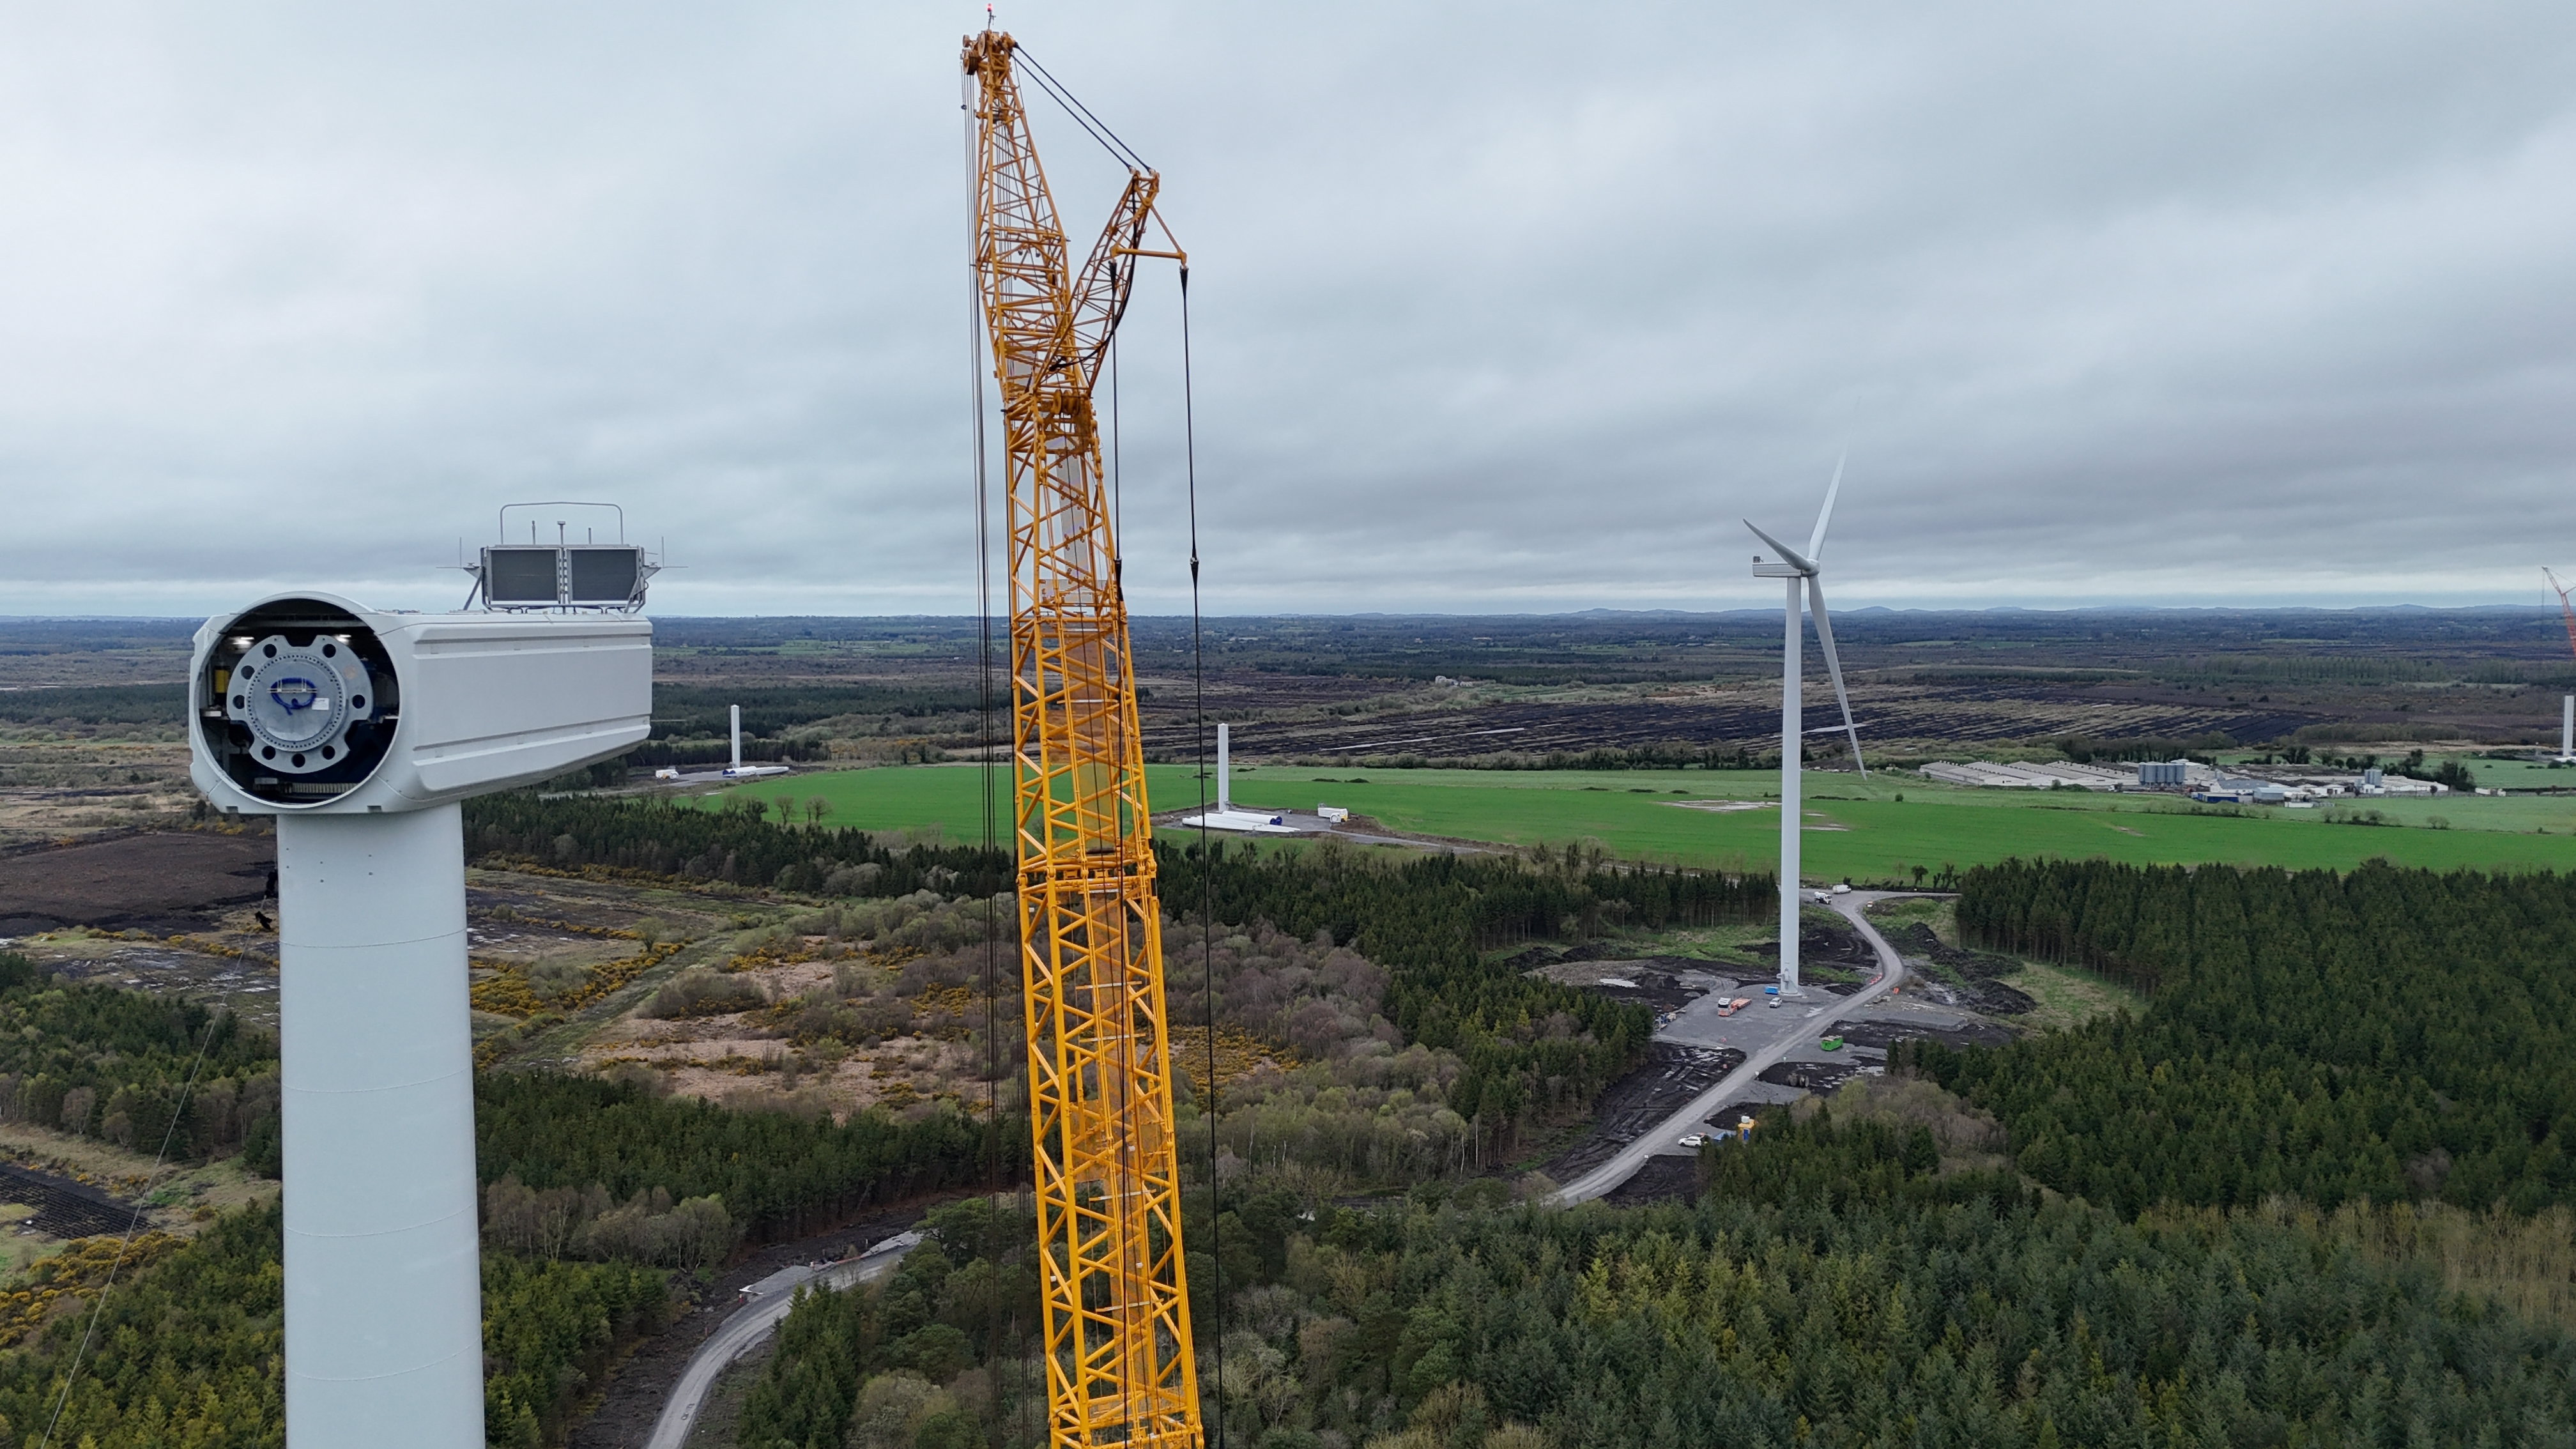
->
{"left": 1820, "top": 1036, "right": 1843, "bottom": 1052}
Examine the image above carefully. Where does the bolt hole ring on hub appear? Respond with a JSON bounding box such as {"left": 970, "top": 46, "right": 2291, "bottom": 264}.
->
{"left": 199, "top": 601, "right": 400, "bottom": 805}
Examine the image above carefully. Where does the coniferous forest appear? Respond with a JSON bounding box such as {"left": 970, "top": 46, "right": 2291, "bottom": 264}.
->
{"left": 1931, "top": 858, "right": 2576, "bottom": 1213}
{"left": 0, "top": 942, "right": 1006, "bottom": 1449}
{"left": 724, "top": 854, "right": 2576, "bottom": 1449}
{"left": 19, "top": 796, "right": 2576, "bottom": 1445}
{"left": 740, "top": 1100, "right": 2576, "bottom": 1449}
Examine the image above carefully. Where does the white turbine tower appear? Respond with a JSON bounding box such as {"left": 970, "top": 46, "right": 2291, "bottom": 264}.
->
{"left": 188, "top": 516, "right": 656, "bottom": 1448}
{"left": 1747, "top": 461, "right": 1866, "bottom": 1000}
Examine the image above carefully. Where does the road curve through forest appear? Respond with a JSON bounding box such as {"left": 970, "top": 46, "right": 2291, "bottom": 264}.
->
{"left": 643, "top": 1229, "right": 922, "bottom": 1449}
{"left": 1551, "top": 891, "right": 1912, "bottom": 1206}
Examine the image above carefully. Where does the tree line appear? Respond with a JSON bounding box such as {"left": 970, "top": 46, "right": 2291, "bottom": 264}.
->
{"left": 0, "top": 999, "right": 1011, "bottom": 1445}
{"left": 742, "top": 1098, "right": 2576, "bottom": 1449}
{"left": 461, "top": 793, "right": 1012, "bottom": 897}
{"left": 1932, "top": 857, "right": 2576, "bottom": 1214}
{"left": 624, "top": 736, "right": 833, "bottom": 768}
{"left": 0, "top": 1202, "right": 671, "bottom": 1449}
{"left": 736, "top": 1196, "right": 1038, "bottom": 1449}
{"left": 0, "top": 952, "right": 280, "bottom": 1171}
{"left": 646, "top": 682, "right": 982, "bottom": 742}
{"left": 1273, "top": 746, "right": 1776, "bottom": 772}
{"left": 474, "top": 1072, "right": 1013, "bottom": 1244}
{"left": 1155, "top": 839, "right": 1769, "bottom": 1152}
{"left": 464, "top": 792, "right": 1773, "bottom": 1156}
{"left": 0, "top": 683, "right": 183, "bottom": 729}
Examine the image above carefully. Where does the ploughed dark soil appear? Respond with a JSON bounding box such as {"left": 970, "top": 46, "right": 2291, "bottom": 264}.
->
{"left": 1882, "top": 922, "right": 2015, "bottom": 979}
{"left": 1757, "top": 1058, "right": 1874, "bottom": 1094}
{"left": 0, "top": 831, "right": 274, "bottom": 935}
{"left": 1705, "top": 1099, "right": 1779, "bottom": 1132}
{"left": 1908, "top": 978, "right": 2037, "bottom": 1015}
{"left": 1506, "top": 944, "right": 1777, "bottom": 1009}
{"left": 1571, "top": 968, "right": 1702, "bottom": 1011}
{"left": 0, "top": 1162, "right": 133, "bottom": 1237}
{"left": 1540, "top": 1043, "right": 1743, "bottom": 1182}
{"left": 569, "top": 1195, "right": 972, "bottom": 1449}
{"left": 464, "top": 875, "right": 702, "bottom": 935}
{"left": 1882, "top": 922, "right": 2037, "bottom": 1014}
{"left": 1140, "top": 682, "right": 2318, "bottom": 759}
{"left": 1834, "top": 1016, "right": 2020, "bottom": 1051}
{"left": 1601, "top": 1154, "right": 1700, "bottom": 1208}
{"left": 1556, "top": 945, "right": 1728, "bottom": 970}
{"left": 1741, "top": 922, "right": 1880, "bottom": 974}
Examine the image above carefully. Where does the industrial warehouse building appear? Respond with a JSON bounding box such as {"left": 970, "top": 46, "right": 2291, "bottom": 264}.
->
{"left": 1920, "top": 757, "right": 2447, "bottom": 802}
{"left": 1916, "top": 760, "right": 2138, "bottom": 790}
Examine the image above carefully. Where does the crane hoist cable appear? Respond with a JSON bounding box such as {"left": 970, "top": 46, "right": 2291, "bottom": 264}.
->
{"left": 965, "top": 47, "right": 1014, "bottom": 1438}
{"left": 1179, "top": 251, "right": 1226, "bottom": 1449}
{"left": 963, "top": 29, "right": 1206, "bottom": 1449}
{"left": 1015, "top": 45, "right": 1151, "bottom": 173}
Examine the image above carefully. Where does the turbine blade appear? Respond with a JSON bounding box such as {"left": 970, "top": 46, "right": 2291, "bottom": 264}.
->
{"left": 1744, "top": 520, "right": 1814, "bottom": 574}
{"left": 1807, "top": 575, "right": 1866, "bottom": 777}
{"left": 1806, "top": 453, "right": 1846, "bottom": 562}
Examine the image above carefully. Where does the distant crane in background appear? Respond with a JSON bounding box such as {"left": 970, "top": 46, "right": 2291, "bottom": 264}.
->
{"left": 2545, "top": 569, "right": 2575, "bottom": 762}
{"left": 963, "top": 29, "right": 1202, "bottom": 1449}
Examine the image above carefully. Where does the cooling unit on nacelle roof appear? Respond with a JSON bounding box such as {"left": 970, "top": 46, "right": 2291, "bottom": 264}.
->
{"left": 464, "top": 501, "right": 661, "bottom": 611}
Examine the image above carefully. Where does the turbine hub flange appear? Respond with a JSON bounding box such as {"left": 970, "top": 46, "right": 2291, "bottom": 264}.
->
{"left": 224, "top": 634, "right": 376, "bottom": 774}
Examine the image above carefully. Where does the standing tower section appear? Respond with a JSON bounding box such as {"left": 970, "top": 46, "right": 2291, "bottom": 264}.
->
{"left": 187, "top": 528, "right": 654, "bottom": 1448}
{"left": 963, "top": 31, "right": 1202, "bottom": 1449}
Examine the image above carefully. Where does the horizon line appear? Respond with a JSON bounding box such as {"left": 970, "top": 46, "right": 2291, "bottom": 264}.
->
{"left": 3, "top": 602, "right": 2569, "bottom": 624}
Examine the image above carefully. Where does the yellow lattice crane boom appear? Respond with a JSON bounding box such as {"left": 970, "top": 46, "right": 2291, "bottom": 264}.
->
{"left": 963, "top": 31, "right": 1201, "bottom": 1449}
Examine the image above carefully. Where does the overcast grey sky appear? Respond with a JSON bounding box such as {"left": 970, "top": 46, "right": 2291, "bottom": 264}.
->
{"left": 3, "top": 3, "right": 2571, "bottom": 617}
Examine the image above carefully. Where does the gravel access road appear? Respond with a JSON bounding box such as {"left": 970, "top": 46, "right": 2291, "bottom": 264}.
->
{"left": 644, "top": 1229, "right": 922, "bottom": 1449}
{"left": 1551, "top": 891, "right": 1912, "bottom": 1206}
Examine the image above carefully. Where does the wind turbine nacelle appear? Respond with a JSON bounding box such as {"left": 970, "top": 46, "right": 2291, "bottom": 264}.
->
{"left": 188, "top": 592, "right": 653, "bottom": 815}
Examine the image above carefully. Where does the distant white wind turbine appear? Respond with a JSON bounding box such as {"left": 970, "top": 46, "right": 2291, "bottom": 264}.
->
{"left": 1747, "top": 459, "right": 1866, "bottom": 1000}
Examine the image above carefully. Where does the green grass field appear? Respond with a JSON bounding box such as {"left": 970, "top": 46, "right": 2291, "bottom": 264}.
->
{"left": 678, "top": 761, "right": 2576, "bottom": 880}
{"left": 2464, "top": 756, "right": 2576, "bottom": 789}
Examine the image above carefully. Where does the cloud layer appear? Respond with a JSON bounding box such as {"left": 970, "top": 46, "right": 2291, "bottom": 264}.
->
{"left": 2, "top": 3, "right": 2571, "bottom": 617}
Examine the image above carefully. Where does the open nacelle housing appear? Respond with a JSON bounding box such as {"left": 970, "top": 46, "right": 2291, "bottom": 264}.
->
{"left": 191, "top": 592, "right": 652, "bottom": 814}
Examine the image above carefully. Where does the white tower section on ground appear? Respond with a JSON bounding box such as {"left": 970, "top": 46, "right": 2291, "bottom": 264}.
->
{"left": 1218, "top": 722, "right": 1232, "bottom": 813}
{"left": 190, "top": 594, "right": 651, "bottom": 1449}
{"left": 2561, "top": 696, "right": 2572, "bottom": 763}
{"left": 732, "top": 703, "right": 744, "bottom": 771}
